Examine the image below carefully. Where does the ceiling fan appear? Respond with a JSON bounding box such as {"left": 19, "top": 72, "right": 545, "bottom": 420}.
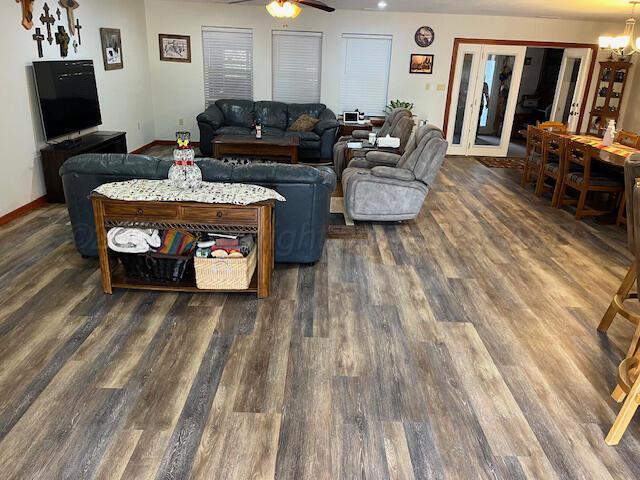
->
{"left": 227, "top": 0, "right": 335, "bottom": 19}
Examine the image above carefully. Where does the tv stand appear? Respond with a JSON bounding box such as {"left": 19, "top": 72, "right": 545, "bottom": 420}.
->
{"left": 41, "top": 131, "right": 127, "bottom": 203}
{"left": 54, "top": 138, "right": 83, "bottom": 150}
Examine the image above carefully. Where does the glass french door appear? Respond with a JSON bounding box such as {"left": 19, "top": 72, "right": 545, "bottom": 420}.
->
{"left": 446, "top": 44, "right": 526, "bottom": 157}
{"left": 550, "top": 48, "right": 592, "bottom": 132}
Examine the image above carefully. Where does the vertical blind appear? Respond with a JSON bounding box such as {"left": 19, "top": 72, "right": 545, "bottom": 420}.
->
{"left": 340, "top": 34, "right": 393, "bottom": 116}
{"left": 272, "top": 31, "right": 322, "bottom": 103}
{"left": 202, "top": 27, "right": 253, "bottom": 106}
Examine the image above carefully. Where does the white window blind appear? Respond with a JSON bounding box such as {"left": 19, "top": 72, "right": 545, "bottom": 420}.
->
{"left": 272, "top": 31, "right": 322, "bottom": 103}
{"left": 202, "top": 27, "right": 253, "bottom": 106}
{"left": 340, "top": 34, "right": 392, "bottom": 116}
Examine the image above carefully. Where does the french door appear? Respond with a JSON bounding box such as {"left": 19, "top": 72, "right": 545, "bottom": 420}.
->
{"left": 446, "top": 44, "right": 526, "bottom": 157}
{"left": 550, "top": 48, "right": 592, "bottom": 132}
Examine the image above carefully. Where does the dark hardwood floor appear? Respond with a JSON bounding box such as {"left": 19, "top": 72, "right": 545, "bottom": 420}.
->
{"left": 1, "top": 157, "right": 639, "bottom": 479}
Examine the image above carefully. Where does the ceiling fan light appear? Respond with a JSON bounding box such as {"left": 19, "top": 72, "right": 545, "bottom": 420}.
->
{"left": 266, "top": 1, "right": 301, "bottom": 19}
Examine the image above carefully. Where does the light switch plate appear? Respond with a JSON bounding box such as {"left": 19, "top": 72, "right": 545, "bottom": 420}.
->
{"left": 436, "top": 84, "right": 446, "bottom": 91}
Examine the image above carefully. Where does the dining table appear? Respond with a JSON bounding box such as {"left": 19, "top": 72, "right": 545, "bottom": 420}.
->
{"left": 550, "top": 132, "right": 640, "bottom": 167}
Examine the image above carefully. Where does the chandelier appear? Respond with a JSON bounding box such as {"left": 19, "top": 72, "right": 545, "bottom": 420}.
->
{"left": 599, "top": 1, "right": 640, "bottom": 59}
{"left": 266, "top": 1, "right": 301, "bottom": 18}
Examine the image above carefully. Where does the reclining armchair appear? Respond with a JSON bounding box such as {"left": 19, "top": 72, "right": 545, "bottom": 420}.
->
{"left": 333, "top": 108, "right": 414, "bottom": 180}
{"left": 341, "top": 124, "right": 447, "bottom": 221}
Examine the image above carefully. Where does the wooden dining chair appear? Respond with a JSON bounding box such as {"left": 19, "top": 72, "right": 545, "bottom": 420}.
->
{"left": 537, "top": 121, "right": 568, "bottom": 133}
{"left": 535, "top": 133, "right": 568, "bottom": 207}
{"left": 606, "top": 320, "right": 640, "bottom": 445}
{"left": 521, "top": 125, "right": 546, "bottom": 187}
{"left": 616, "top": 130, "right": 640, "bottom": 149}
{"left": 557, "top": 140, "right": 624, "bottom": 220}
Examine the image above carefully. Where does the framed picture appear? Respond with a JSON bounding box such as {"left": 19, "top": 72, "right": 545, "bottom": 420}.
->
{"left": 159, "top": 34, "right": 191, "bottom": 63}
{"left": 100, "top": 28, "right": 123, "bottom": 71}
{"left": 414, "top": 26, "right": 435, "bottom": 48}
{"left": 410, "top": 54, "right": 433, "bottom": 74}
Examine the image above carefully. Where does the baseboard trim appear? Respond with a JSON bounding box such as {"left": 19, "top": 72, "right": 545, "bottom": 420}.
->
{"left": 0, "top": 195, "right": 48, "bottom": 227}
{"left": 131, "top": 140, "right": 201, "bottom": 154}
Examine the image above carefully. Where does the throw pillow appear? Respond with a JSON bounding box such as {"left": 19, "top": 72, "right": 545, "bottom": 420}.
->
{"left": 288, "top": 114, "right": 320, "bottom": 132}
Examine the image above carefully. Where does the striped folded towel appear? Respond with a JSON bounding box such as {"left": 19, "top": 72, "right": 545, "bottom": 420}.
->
{"left": 158, "top": 229, "right": 197, "bottom": 255}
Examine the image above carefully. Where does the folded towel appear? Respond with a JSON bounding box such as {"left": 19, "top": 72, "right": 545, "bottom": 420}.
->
{"left": 107, "top": 228, "right": 161, "bottom": 253}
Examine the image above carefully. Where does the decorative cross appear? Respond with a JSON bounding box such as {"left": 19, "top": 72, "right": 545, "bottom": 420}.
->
{"left": 55, "top": 25, "right": 70, "bottom": 57}
{"left": 40, "top": 3, "right": 55, "bottom": 45}
{"left": 16, "top": 0, "right": 35, "bottom": 30}
{"left": 75, "top": 18, "right": 82, "bottom": 45}
{"left": 59, "top": 0, "right": 79, "bottom": 36}
{"left": 56, "top": 7, "right": 61, "bottom": 20}
{"left": 32, "top": 27, "right": 45, "bottom": 58}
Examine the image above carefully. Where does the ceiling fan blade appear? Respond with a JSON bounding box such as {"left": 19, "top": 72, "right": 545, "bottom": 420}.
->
{"left": 294, "top": 0, "right": 335, "bottom": 12}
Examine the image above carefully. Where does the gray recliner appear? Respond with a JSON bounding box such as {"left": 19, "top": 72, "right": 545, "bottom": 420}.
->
{"left": 333, "top": 108, "right": 414, "bottom": 180}
{"left": 342, "top": 124, "right": 447, "bottom": 221}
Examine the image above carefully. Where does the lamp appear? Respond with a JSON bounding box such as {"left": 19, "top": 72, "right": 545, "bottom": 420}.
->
{"left": 266, "top": 1, "right": 302, "bottom": 19}
{"left": 599, "top": 1, "right": 640, "bottom": 60}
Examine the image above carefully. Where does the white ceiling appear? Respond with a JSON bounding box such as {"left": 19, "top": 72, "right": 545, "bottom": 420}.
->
{"left": 188, "top": 0, "right": 638, "bottom": 22}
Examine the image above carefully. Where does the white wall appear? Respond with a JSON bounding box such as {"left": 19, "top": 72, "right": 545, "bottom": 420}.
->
{"left": 621, "top": 70, "right": 640, "bottom": 133}
{"left": 144, "top": 0, "right": 620, "bottom": 141}
{"left": 0, "top": 0, "right": 155, "bottom": 216}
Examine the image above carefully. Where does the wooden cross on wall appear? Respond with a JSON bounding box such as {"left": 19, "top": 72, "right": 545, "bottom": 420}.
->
{"left": 40, "top": 2, "right": 55, "bottom": 45}
{"left": 75, "top": 18, "right": 82, "bottom": 45}
{"left": 55, "top": 25, "right": 70, "bottom": 57}
{"left": 16, "top": 0, "right": 35, "bottom": 30}
{"left": 59, "top": 0, "right": 79, "bottom": 36}
{"left": 32, "top": 27, "right": 45, "bottom": 58}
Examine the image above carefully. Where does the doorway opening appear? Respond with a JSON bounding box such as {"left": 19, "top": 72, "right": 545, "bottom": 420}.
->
{"left": 444, "top": 39, "right": 597, "bottom": 158}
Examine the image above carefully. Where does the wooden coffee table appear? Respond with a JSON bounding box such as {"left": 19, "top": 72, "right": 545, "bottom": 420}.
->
{"left": 213, "top": 135, "right": 299, "bottom": 164}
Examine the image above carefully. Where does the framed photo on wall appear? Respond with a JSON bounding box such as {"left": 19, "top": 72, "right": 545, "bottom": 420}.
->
{"left": 159, "top": 34, "right": 191, "bottom": 63}
{"left": 100, "top": 28, "right": 123, "bottom": 71}
{"left": 410, "top": 54, "right": 433, "bottom": 74}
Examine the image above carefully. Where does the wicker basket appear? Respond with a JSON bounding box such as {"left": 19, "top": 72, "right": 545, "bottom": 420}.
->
{"left": 118, "top": 252, "right": 193, "bottom": 283}
{"left": 194, "top": 248, "right": 257, "bottom": 290}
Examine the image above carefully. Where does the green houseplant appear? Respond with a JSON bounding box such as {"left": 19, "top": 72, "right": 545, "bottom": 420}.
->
{"left": 384, "top": 100, "right": 414, "bottom": 115}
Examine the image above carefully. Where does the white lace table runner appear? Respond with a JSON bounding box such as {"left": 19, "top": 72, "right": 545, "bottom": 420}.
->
{"left": 93, "top": 180, "right": 286, "bottom": 205}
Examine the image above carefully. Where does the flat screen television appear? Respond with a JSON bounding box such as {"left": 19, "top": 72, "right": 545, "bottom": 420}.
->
{"left": 33, "top": 60, "right": 102, "bottom": 141}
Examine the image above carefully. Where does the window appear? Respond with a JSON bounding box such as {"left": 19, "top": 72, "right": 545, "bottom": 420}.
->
{"left": 202, "top": 27, "right": 253, "bottom": 106}
{"left": 340, "top": 34, "right": 392, "bottom": 116}
{"left": 272, "top": 31, "right": 322, "bottom": 103}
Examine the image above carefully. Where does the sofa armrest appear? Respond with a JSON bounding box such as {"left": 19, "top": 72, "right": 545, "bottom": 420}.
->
{"left": 371, "top": 166, "right": 415, "bottom": 181}
{"left": 352, "top": 130, "right": 371, "bottom": 139}
{"left": 347, "top": 158, "right": 370, "bottom": 169}
{"left": 196, "top": 104, "right": 224, "bottom": 129}
{"left": 315, "top": 166, "right": 338, "bottom": 190}
{"left": 365, "top": 150, "right": 402, "bottom": 167}
{"left": 315, "top": 118, "right": 339, "bottom": 134}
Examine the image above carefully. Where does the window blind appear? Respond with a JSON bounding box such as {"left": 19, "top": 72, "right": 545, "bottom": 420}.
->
{"left": 340, "top": 34, "right": 392, "bottom": 116}
{"left": 272, "top": 31, "right": 322, "bottom": 103}
{"left": 202, "top": 27, "right": 253, "bottom": 106}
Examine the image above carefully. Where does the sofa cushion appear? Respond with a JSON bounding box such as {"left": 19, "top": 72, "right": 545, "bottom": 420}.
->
{"left": 289, "top": 114, "right": 320, "bottom": 132}
{"left": 254, "top": 101, "right": 288, "bottom": 130}
{"left": 262, "top": 126, "right": 285, "bottom": 137}
{"left": 284, "top": 131, "right": 320, "bottom": 141}
{"left": 215, "top": 126, "right": 252, "bottom": 136}
{"left": 287, "top": 103, "right": 325, "bottom": 128}
{"left": 215, "top": 99, "right": 255, "bottom": 128}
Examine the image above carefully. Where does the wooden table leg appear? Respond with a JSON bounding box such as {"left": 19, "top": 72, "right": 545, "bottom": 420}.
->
{"left": 257, "top": 205, "right": 273, "bottom": 298}
{"left": 213, "top": 142, "right": 220, "bottom": 159}
{"left": 291, "top": 146, "right": 298, "bottom": 164}
{"left": 91, "top": 197, "right": 113, "bottom": 294}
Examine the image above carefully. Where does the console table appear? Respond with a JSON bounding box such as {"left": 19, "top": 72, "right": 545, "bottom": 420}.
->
{"left": 41, "top": 131, "right": 127, "bottom": 203}
{"left": 90, "top": 194, "right": 275, "bottom": 298}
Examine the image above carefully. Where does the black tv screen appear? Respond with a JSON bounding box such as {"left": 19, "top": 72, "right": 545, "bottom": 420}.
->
{"left": 33, "top": 60, "right": 102, "bottom": 140}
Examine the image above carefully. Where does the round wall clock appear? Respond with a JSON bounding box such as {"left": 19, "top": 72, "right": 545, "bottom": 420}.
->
{"left": 415, "top": 26, "right": 435, "bottom": 48}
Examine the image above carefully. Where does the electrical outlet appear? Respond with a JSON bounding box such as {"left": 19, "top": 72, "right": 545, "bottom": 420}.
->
{"left": 137, "top": 122, "right": 142, "bottom": 131}
{"left": 436, "top": 84, "right": 446, "bottom": 91}
{"left": 178, "top": 117, "right": 184, "bottom": 127}
{"left": 425, "top": 83, "right": 431, "bottom": 91}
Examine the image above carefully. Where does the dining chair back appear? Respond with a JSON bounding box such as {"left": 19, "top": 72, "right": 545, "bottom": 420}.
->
{"left": 535, "top": 132, "right": 567, "bottom": 206}
{"left": 616, "top": 130, "right": 640, "bottom": 149}
{"left": 537, "top": 121, "right": 568, "bottom": 133}
{"left": 521, "top": 125, "right": 546, "bottom": 187}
